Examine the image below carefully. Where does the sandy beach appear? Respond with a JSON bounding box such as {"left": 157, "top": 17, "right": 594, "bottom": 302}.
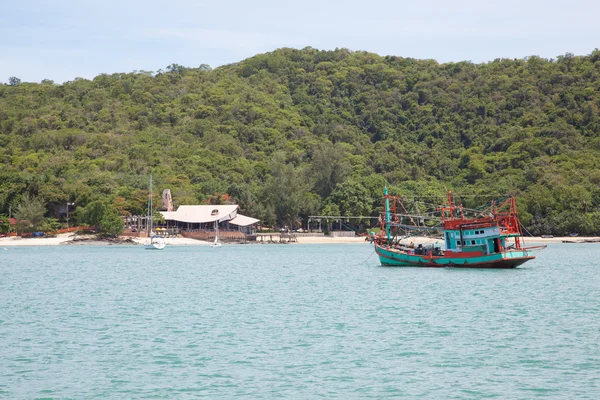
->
{"left": 1, "top": 233, "right": 599, "bottom": 247}
{"left": 0, "top": 233, "right": 211, "bottom": 247}
{"left": 0, "top": 233, "right": 76, "bottom": 246}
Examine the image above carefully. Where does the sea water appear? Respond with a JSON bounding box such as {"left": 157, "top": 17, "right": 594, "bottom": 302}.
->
{"left": 1, "top": 243, "right": 598, "bottom": 399}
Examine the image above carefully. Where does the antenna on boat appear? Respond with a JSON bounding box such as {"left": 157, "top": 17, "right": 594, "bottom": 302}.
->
{"left": 447, "top": 190, "right": 454, "bottom": 219}
{"left": 384, "top": 186, "right": 391, "bottom": 242}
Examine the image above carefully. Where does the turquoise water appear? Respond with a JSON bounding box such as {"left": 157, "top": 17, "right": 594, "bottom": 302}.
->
{"left": 1, "top": 243, "right": 599, "bottom": 399}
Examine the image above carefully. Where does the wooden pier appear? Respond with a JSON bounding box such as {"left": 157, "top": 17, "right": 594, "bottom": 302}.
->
{"left": 252, "top": 233, "right": 298, "bottom": 243}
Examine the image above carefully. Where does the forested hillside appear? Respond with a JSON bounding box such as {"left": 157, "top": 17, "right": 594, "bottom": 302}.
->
{"left": 1, "top": 47, "right": 600, "bottom": 235}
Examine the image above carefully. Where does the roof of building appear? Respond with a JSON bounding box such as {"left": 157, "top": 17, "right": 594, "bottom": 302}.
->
{"left": 160, "top": 211, "right": 178, "bottom": 221}
{"left": 159, "top": 204, "right": 258, "bottom": 224}
{"left": 228, "top": 214, "right": 261, "bottom": 227}
{"left": 159, "top": 204, "right": 237, "bottom": 223}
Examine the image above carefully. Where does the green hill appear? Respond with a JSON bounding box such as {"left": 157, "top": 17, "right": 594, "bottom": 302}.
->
{"left": 1, "top": 47, "right": 600, "bottom": 235}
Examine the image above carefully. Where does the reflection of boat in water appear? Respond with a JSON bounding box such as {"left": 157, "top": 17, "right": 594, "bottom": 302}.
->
{"left": 374, "top": 188, "right": 545, "bottom": 268}
{"left": 210, "top": 222, "right": 222, "bottom": 248}
{"left": 210, "top": 235, "right": 222, "bottom": 248}
{"left": 144, "top": 174, "right": 165, "bottom": 250}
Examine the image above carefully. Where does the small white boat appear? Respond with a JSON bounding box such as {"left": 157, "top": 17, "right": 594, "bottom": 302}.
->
{"left": 145, "top": 235, "right": 166, "bottom": 250}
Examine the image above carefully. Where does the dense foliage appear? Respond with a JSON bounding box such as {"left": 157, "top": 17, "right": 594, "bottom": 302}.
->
{"left": 1, "top": 48, "right": 600, "bottom": 235}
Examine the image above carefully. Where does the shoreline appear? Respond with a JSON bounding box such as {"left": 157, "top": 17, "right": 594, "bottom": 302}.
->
{"left": 1, "top": 233, "right": 599, "bottom": 247}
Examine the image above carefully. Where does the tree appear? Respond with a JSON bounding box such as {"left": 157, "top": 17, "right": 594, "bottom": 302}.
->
{"left": 310, "top": 142, "right": 352, "bottom": 198}
{"left": 206, "top": 192, "right": 233, "bottom": 205}
{"left": 320, "top": 203, "right": 340, "bottom": 233}
{"left": 39, "top": 218, "right": 62, "bottom": 233}
{"left": 298, "top": 192, "right": 321, "bottom": 229}
{"left": 166, "top": 64, "right": 186, "bottom": 73}
{"left": 0, "top": 214, "right": 11, "bottom": 234}
{"left": 8, "top": 76, "right": 21, "bottom": 86}
{"left": 14, "top": 194, "right": 46, "bottom": 233}
{"left": 326, "top": 179, "right": 373, "bottom": 219}
{"left": 78, "top": 199, "right": 124, "bottom": 235}
{"left": 262, "top": 152, "right": 308, "bottom": 228}
{"left": 228, "top": 183, "right": 262, "bottom": 219}
{"left": 78, "top": 199, "right": 109, "bottom": 232}
{"left": 100, "top": 212, "right": 124, "bottom": 237}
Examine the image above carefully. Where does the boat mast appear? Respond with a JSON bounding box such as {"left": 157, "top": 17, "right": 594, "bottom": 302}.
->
{"left": 384, "top": 186, "right": 391, "bottom": 242}
{"left": 148, "top": 174, "right": 153, "bottom": 236}
{"left": 510, "top": 197, "right": 522, "bottom": 249}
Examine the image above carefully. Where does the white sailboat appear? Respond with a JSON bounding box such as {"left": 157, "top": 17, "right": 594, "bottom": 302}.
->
{"left": 210, "top": 221, "right": 222, "bottom": 247}
{"left": 144, "top": 174, "right": 165, "bottom": 250}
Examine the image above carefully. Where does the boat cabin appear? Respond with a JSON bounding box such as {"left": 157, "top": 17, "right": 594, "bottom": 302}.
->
{"left": 443, "top": 226, "right": 505, "bottom": 254}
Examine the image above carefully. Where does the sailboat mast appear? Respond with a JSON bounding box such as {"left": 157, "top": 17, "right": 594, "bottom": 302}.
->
{"left": 148, "top": 174, "right": 153, "bottom": 235}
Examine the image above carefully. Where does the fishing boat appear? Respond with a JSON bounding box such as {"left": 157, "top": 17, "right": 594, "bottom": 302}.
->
{"left": 374, "top": 188, "right": 544, "bottom": 268}
{"left": 144, "top": 174, "right": 165, "bottom": 250}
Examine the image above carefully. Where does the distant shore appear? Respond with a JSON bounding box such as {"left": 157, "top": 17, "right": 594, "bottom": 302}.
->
{"left": 2, "top": 232, "right": 600, "bottom": 247}
{"left": 0, "top": 233, "right": 210, "bottom": 247}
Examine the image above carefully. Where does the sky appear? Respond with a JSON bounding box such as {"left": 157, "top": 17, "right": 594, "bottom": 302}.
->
{"left": 1, "top": 0, "right": 599, "bottom": 84}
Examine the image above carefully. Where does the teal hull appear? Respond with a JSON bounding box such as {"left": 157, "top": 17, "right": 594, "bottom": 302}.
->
{"left": 374, "top": 243, "right": 534, "bottom": 268}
